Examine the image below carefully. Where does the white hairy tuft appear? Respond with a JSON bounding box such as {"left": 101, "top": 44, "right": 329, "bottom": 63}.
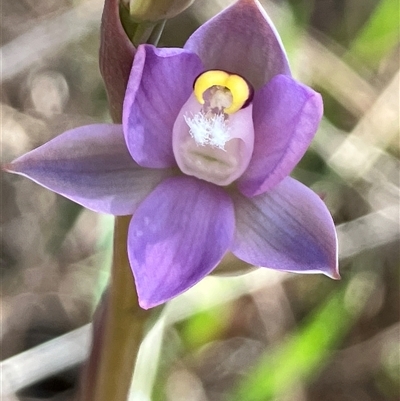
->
{"left": 184, "top": 112, "right": 231, "bottom": 150}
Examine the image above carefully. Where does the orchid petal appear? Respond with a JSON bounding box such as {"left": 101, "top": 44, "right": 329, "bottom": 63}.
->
{"left": 238, "top": 75, "right": 323, "bottom": 197}
{"left": 100, "top": 0, "right": 136, "bottom": 122}
{"left": 184, "top": 0, "right": 290, "bottom": 88}
{"left": 232, "top": 177, "right": 339, "bottom": 278}
{"left": 5, "top": 124, "right": 173, "bottom": 215}
{"left": 128, "top": 176, "right": 235, "bottom": 309}
{"left": 123, "top": 45, "right": 203, "bottom": 168}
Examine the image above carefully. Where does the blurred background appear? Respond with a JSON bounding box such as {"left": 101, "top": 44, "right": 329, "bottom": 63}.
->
{"left": 1, "top": 0, "right": 399, "bottom": 400}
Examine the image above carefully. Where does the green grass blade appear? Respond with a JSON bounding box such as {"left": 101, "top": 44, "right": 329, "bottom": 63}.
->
{"left": 347, "top": 0, "right": 399, "bottom": 67}
{"left": 228, "top": 273, "right": 377, "bottom": 401}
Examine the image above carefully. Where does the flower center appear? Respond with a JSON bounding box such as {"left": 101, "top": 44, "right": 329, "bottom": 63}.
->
{"left": 194, "top": 70, "right": 252, "bottom": 115}
{"left": 172, "top": 70, "right": 255, "bottom": 186}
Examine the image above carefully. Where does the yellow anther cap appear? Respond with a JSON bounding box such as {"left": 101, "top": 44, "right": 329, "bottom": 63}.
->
{"left": 193, "top": 70, "right": 253, "bottom": 114}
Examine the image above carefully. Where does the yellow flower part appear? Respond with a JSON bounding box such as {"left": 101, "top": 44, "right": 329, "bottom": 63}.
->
{"left": 194, "top": 70, "right": 251, "bottom": 114}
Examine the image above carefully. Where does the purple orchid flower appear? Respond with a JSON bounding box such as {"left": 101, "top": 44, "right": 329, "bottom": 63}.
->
{"left": 5, "top": 0, "right": 339, "bottom": 309}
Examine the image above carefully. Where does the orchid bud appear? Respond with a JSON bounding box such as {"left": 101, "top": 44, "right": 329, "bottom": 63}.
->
{"left": 122, "top": 0, "right": 195, "bottom": 22}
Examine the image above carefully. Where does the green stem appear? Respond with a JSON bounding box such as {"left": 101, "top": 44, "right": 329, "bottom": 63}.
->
{"left": 119, "top": 2, "right": 166, "bottom": 46}
{"left": 78, "top": 216, "right": 151, "bottom": 401}
{"left": 146, "top": 19, "right": 166, "bottom": 46}
{"left": 131, "top": 21, "right": 157, "bottom": 45}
